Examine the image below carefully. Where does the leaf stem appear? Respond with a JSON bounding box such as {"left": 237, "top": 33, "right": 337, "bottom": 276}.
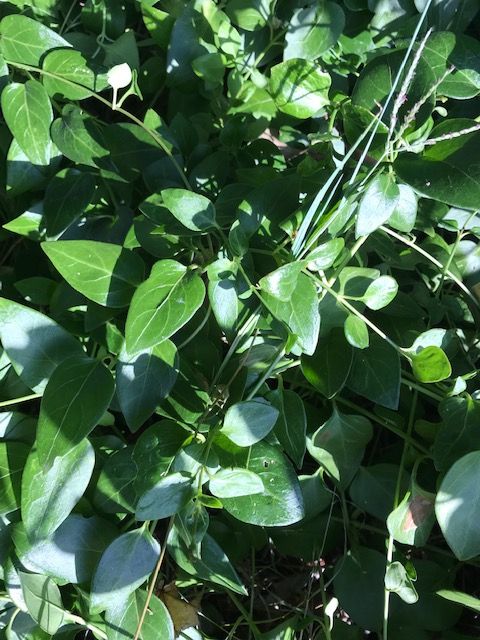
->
{"left": 0, "top": 393, "right": 42, "bottom": 407}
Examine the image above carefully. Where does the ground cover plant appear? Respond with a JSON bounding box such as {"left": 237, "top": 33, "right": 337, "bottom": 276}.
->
{"left": 0, "top": 0, "right": 479, "bottom": 638}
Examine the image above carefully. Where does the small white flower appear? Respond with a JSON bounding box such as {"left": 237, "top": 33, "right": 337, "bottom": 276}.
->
{"left": 107, "top": 63, "right": 132, "bottom": 90}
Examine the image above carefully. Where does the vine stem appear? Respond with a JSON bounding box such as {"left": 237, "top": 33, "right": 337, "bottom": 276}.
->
{"left": 3, "top": 60, "right": 191, "bottom": 190}
{"left": 133, "top": 517, "right": 174, "bottom": 640}
{"left": 382, "top": 391, "right": 417, "bottom": 640}
{"left": 0, "top": 393, "right": 42, "bottom": 407}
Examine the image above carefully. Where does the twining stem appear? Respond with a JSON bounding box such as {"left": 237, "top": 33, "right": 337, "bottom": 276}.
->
{"left": 4, "top": 60, "right": 191, "bottom": 190}
{"left": 0, "top": 393, "right": 42, "bottom": 407}
{"left": 133, "top": 517, "right": 174, "bottom": 640}
{"left": 382, "top": 391, "right": 417, "bottom": 640}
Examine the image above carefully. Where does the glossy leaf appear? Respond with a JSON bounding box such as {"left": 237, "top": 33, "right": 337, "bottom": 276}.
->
{"left": 21, "top": 440, "right": 95, "bottom": 541}
{"left": 90, "top": 528, "right": 160, "bottom": 613}
{"left": 19, "top": 573, "right": 64, "bottom": 634}
{"left": 411, "top": 346, "right": 452, "bottom": 383}
{"left": 209, "top": 468, "right": 264, "bottom": 498}
{"left": 1, "top": 80, "right": 53, "bottom": 166}
{"left": 125, "top": 259, "right": 205, "bottom": 354}
{"left": 344, "top": 314, "right": 369, "bottom": 349}
{"left": 356, "top": 174, "right": 400, "bottom": 238}
{"left": 117, "top": 341, "right": 178, "bottom": 432}
{"left": 434, "top": 396, "right": 480, "bottom": 471}
{"left": 43, "top": 48, "right": 107, "bottom": 100}
{"left": 161, "top": 188, "right": 217, "bottom": 231}
{"left": 105, "top": 591, "right": 174, "bottom": 640}
{"left": 36, "top": 355, "right": 114, "bottom": 465}
{"left": 43, "top": 241, "right": 145, "bottom": 308}
{"left": 269, "top": 388, "right": 307, "bottom": 469}
{"left": 436, "top": 451, "right": 480, "bottom": 560}
{"left": 0, "top": 15, "right": 70, "bottom": 65}
{"left": 308, "top": 408, "right": 373, "bottom": 487}
{"left": 0, "top": 298, "right": 83, "bottom": 392}
{"left": 269, "top": 59, "right": 331, "bottom": 119}
{"left": 284, "top": 2, "right": 345, "bottom": 60}
{"left": 43, "top": 169, "right": 96, "bottom": 238}
{"left": 0, "top": 443, "right": 29, "bottom": 515}
{"left": 301, "top": 329, "right": 353, "bottom": 399}
{"left": 363, "top": 275, "right": 398, "bottom": 310}
{"left": 222, "top": 399, "right": 279, "bottom": 447}
{"left": 136, "top": 472, "right": 194, "bottom": 520}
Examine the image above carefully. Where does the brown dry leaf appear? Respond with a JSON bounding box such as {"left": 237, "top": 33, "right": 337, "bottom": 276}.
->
{"left": 160, "top": 582, "right": 200, "bottom": 634}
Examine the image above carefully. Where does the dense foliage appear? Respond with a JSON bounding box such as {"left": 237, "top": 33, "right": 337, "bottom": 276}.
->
{"left": 0, "top": 0, "right": 479, "bottom": 638}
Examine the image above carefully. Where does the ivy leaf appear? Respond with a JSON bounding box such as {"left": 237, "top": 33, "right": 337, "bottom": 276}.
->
{"left": 259, "top": 263, "right": 303, "bottom": 301}
{"left": 50, "top": 105, "right": 109, "bottom": 167}
{"left": 1, "top": 80, "right": 53, "bottom": 166}
{"left": 356, "top": 174, "right": 400, "bottom": 238}
{"left": 117, "top": 341, "right": 179, "bottom": 433}
{"left": 411, "top": 346, "right": 452, "bottom": 383}
{"left": 263, "top": 273, "right": 320, "bottom": 355}
{"left": 136, "top": 472, "right": 194, "bottom": 520}
{"left": 105, "top": 591, "right": 174, "bottom": 640}
{"left": 216, "top": 440, "right": 304, "bottom": 527}
{"left": 35, "top": 355, "right": 114, "bottom": 466}
{"left": 0, "top": 15, "right": 71, "bottom": 65}
{"left": 90, "top": 528, "right": 160, "bottom": 614}
{"left": 17, "top": 514, "right": 118, "bottom": 584}
{"left": 363, "top": 275, "right": 398, "bottom": 310}
{"left": 0, "top": 443, "right": 29, "bottom": 515}
{"left": 21, "top": 440, "right": 95, "bottom": 541}
{"left": 19, "top": 572, "right": 64, "bottom": 635}
{"left": 222, "top": 399, "right": 279, "bottom": 447}
{"left": 307, "top": 408, "right": 373, "bottom": 487}
{"left": 269, "top": 59, "right": 331, "bottom": 119}
{"left": 43, "top": 48, "right": 107, "bottom": 100}
{"left": 284, "top": 2, "right": 345, "bottom": 60}
{"left": 347, "top": 336, "right": 401, "bottom": 409}
{"left": 385, "top": 561, "right": 418, "bottom": 604}
{"left": 436, "top": 451, "right": 480, "bottom": 560}
{"left": 433, "top": 396, "right": 480, "bottom": 471}
{"left": 125, "top": 260, "right": 205, "bottom": 355}
{"left": 269, "top": 388, "right": 307, "bottom": 469}
{"left": 161, "top": 188, "right": 217, "bottom": 231}
{"left": 42, "top": 241, "right": 145, "bottom": 308}
{"left": 43, "top": 169, "right": 97, "bottom": 238}
{"left": 0, "top": 298, "right": 83, "bottom": 392}
{"left": 301, "top": 329, "right": 353, "bottom": 399}
{"left": 209, "top": 468, "right": 264, "bottom": 498}
{"left": 387, "top": 484, "right": 436, "bottom": 547}
{"left": 344, "top": 314, "right": 369, "bottom": 349}
{"left": 167, "top": 528, "right": 247, "bottom": 596}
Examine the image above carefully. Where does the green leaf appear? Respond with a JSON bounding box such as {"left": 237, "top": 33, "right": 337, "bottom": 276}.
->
{"left": 0, "top": 442, "right": 29, "bottom": 515}
{"left": 225, "top": 0, "right": 272, "bottom": 31}
{"left": 347, "top": 336, "right": 400, "bottom": 409}
{"left": 209, "top": 468, "right": 264, "bottom": 498}
{"left": 362, "top": 275, "right": 398, "bottom": 310}
{"left": 269, "top": 388, "right": 307, "bottom": 469}
{"left": 136, "top": 472, "right": 194, "bottom": 520}
{"left": 93, "top": 447, "right": 137, "bottom": 514}
{"left": 222, "top": 399, "right": 279, "bottom": 447}
{"left": 51, "top": 105, "right": 109, "bottom": 167}
{"left": 105, "top": 591, "right": 174, "bottom": 640}
{"left": 6, "top": 611, "right": 50, "bottom": 640}
{"left": 305, "top": 238, "right": 344, "bottom": 270}
{"left": 356, "top": 174, "right": 400, "bottom": 238}
{"left": 43, "top": 48, "right": 107, "bottom": 100}
{"left": 43, "top": 169, "right": 96, "bottom": 238}
{"left": 387, "top": 484, "right": 436, "bottom": 547}
{"left": 389, "top": 184, "right": 418, "bottom": 232}
{"left": 269, "top": 59, "right": 331, "bottom": 119}
{"left": 161, "top": 188, "right": 217, "bottom": 231}
{"left": 125, "top": 259, "right": 205, "bottom": 355}
{"left": 385, "top": 561, "right": 419, "bottom": 604}
{"left": 263, "top": 273, "right": 320, "bottom": 355}
{"left": 259, "top": 263, "right": 303, "bottom": 301}
{"left": 35, "top": 355, "right": 114, "bottom": 465}
{"left": 19, "top": 572, "right": 64, "bottom": 635}
{"left": 411, "top": 346, "right": 451, "bottom": 383}
{"left": 344, "top": 314, "right": 369, "bottom": 349}
{"left": 434, "top": 396, "right": 480, "bottom": 471}
{"left": 436, "top": 589, "right": 480, "bottom": 614}
{"left": 117, "top": 341, "right": 178, "bottom": 433}
{"left": 91, "top": 528, "right": 160, "bottom": 614}
{"left": 207, "top": 258, "right": 245, "bottom": 338}
{"left": 0, "top": 15, "right": 71, "bottom": 66}
{"left": 394, "top": 120, "right": 480, "bottom": 210}
{"left": 167, "top": 528, "right": 247, "bottom": 595}
{"left": 17, "top": 514, "right": 118, "bottom": 584}
{"left": 349, "top": 463, "right": 409, "bottom": 521}
{"left": 307, "top": 408, "right": 373, "bottom": 487}
{"left": 21, "top": 440, "right": 95, "bottom": 541}
{"left": 1, "top": 80, "right": 53, "bottom": 166}
{"left": 301, "top": 329, "right": 353, "bottom": 398}
{"left": 216, "top": 440, "right": 304, "bottom": 526}
{"left": 42, "top": 240, "right": 145, "bottom": 308}
{"left": 0, "top": 298, "right": 83, "bottom": 392}
{"left": 436, "top": 451, "right": 480, "bottom": 559}
{"left": 284, "top": 2, "right": 345, "bottom": 60}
